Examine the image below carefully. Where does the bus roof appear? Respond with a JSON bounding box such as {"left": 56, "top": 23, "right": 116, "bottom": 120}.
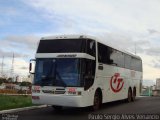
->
{"left": 41, "top": 34, "right": 141, "bottom": 60}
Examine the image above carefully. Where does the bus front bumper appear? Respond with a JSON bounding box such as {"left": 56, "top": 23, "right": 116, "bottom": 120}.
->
{"left": 32, "top": 94, "right": 88, "bottom": 107}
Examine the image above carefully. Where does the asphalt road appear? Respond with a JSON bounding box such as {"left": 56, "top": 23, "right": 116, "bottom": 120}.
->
{"left": 1, "top": 96, "right": 160, "bottom": 120}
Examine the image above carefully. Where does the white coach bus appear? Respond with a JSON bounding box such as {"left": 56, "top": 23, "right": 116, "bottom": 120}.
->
{"left": 29, "top": 35, "right": 142, "bottom": 111}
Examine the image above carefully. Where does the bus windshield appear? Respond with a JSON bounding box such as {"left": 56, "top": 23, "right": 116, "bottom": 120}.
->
{"left": 34, "top": 58, "right": 82, "bottom": 87}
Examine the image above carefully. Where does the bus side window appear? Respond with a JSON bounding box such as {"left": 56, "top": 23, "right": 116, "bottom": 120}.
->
{"left": 87, "top": 39, "right": 96, "bottom": 57}
{"left": 124, "top": 55, "right": 131, "bottom": 69}
{"left": 98, "top": 42, "right": 107, "bottom": 64}
{"left": 131, "top": 58, "right": 142, "bottom": 72}
{"left": 98, "top": 42, "right": 114, "bottom": 65}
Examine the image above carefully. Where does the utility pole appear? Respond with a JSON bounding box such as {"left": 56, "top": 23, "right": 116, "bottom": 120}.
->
{"left": 10, "top": 53, "right": 14, "bottom": 80}
{"left": 1, "top": 56, "right": 4, "bottom": 77}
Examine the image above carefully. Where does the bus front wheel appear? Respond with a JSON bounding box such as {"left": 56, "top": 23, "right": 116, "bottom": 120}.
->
{"left": 92, "top": 90, "right": 102, "bottom": 111}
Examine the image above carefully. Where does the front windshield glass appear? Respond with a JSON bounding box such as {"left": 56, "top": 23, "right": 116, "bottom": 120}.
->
{"left": 34, "top": 58, "right": 81, "bottom": 87}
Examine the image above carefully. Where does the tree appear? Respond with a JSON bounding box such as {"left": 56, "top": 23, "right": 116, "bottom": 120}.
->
{"left": 20, "top": 81, "right": 31, "bottom": 86}
{"left": 0, "top": 77, "right": 8, "bottom": 85}
{"left": 7, "top": 78, "right": 13, "bottom": 83}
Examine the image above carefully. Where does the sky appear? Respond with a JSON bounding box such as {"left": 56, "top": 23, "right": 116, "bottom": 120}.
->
{"left": 0, "top": 0, "right": 160, "bottom": 86}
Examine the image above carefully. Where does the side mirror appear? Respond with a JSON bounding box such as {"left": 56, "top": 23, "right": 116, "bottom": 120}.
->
{"left": 29, "top": 63, "right": 32, "bottom": 72}
{"left": 29, "top": 59, "right": 36, "bottom": 74}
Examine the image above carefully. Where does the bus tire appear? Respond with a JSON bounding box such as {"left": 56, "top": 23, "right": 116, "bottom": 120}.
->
{"left": 52, "top": 105, "right": 63, "bottom": 112}
{"left": 92, "top": 90, "right": 102, "bottom": 111}
{"left": 126, "top": 88, "right": 132, "bottom": 103}
{"left": 132, "top": 88, "right": 136, "bottom": 102}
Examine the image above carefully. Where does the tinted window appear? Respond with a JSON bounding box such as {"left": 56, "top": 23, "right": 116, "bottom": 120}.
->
{"left": 125, "top": 55, "right": 131, "bottom": 69}
{"left": 83, "top": 59, "right": 96, "bottom": 90}
{"left": 98, "top": 43, "right": 112, "bottom": 64}
{"left": 110, "top": 50, "right": 124, "bottom": 67}
{"left": 98, "top": 42, "right": 124, "bottom": 67}
{"left": 131, "top": 58, "right": 142, "bottom": 71}
{"left": 86, "top": 39, "right": 96, "bottom": 57}
{"left": 116, "top": 51, "right": 124, "bottom": 67}
{"left": 98, "top": 42, "right": 142, "bottom": 71}
{"left": 137, "top": 59, "right": 142, "bottom": 71}
{"left": 37, "top": 39, "right": 85, "bottom": 53}
{"left": 98, "top": 43, "right": 106, "bottom": 63}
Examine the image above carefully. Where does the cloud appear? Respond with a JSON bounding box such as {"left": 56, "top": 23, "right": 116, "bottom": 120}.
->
{"left": 1, "top": 57, "right": 30, "bottom": 77}
{"left": 97, "top": 32, "right": 160, "bottom": 82}
{"left": 0, "top": 34, "right": 42, "bottom": 76}
{"left": 0, "top": 35, "right": 40, "bottom": 59}
{"left": 139, "top": 54, "right": 160, "bottom": 81}
{"left": 14, "top": 58, "right": 28, "bottom": 68}
{"left": 23, "top": 0, "right": 160, "bottom": 58}
{"left": 3, "top": 35, "right": 40, "bottom": 49}
{"left": 151, "top": 59, "right": 160, "bottom": 69}
{"left": 0, "top": 49, "right": 26, "bottom": 58}
{"left": 1, "top": 33, "right": 158, "bottom": 80}
{"left": 96, "top": 32, "right": 152, "bottom": 56}
{"left": 148, "top": 29, "right": 160, "bottom": 34}
{"left": 0, "top": 0, "right": 159, "bottom": 84}
{"left": 0, "top": 35, "right": 40, "bottom": 77}
{"left": 145, "top": 48, "right": 160, "bottom": 56}
{"left": 97, "top": 32, "right": 135, "bottom": 51}
{"left": 24, "top": 0, "right": 160, "bottom": 33}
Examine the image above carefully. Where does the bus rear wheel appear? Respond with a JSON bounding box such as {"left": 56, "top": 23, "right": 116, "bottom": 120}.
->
{"left": 126, "top": 89, "right": 132, "bottom": 103}
{"left": 92, "top": 91, "right": 102, "bottom": 111}
{"left": 132, "top": 88, "right": 136, "bottom": 101}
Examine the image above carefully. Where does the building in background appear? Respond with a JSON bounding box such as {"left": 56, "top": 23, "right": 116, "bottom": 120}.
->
{"left": 16, "top": 76, "right": 31, "bottom": 83}
{"left": 141, "top": 86, "right": 152, "bottom": 96}
{"left": 152, "top": 78, "right": 160, "bottom": 96}
{"left": 156, "top": 78, "right": 160, "bottom": 89}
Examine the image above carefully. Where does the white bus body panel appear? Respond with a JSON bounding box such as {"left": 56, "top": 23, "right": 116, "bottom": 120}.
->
{"left": 32, "top": 87, "right": 94, "bottom": 107}
{"left": 31, "top": 34, "right": 142, "bottom": 107}
{"left": 96, "top": 64, "right": 142, "bottom": 103}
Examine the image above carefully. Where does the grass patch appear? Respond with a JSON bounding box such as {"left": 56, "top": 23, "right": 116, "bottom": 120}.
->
{"left": 0, "top": 95, "right": 33, "bottom": 110}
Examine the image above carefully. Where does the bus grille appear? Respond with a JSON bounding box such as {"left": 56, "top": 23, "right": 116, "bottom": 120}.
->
{"left": 54, "top": 91, "right": 66, "bottom": 94}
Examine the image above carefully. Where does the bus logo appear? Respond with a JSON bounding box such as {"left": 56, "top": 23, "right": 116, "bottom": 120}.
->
{"left": 110, "top": 73, "right": 124, "bottom": 93}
